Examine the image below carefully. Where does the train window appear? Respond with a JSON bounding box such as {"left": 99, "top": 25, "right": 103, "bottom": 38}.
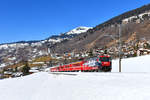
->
{"left": 72, "top": 63, "right": 80, "bottom": 67}
{"left": 95, "top": 62, "right": 101, "bottom": 66}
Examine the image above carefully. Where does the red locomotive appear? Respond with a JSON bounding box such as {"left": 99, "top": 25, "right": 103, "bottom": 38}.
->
{"left": 50, "top": 55, "right": 112, "bottom": 72}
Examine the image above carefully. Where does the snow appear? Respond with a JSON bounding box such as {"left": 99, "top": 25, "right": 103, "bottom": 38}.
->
{"left": 0, "top": 43, "right": 29, "bottom": 49}
{"left": 31, "top": 42, "right": 42, "bottom": 47}
{"left": 48, "top": 38, "right": 62, "bottom": 43}
{"left": 122, "top": 10, "right": 150, "bottom": 23}
{"left": 0, "top": 44, "right": 9, "bottom": 49}
{"left": 46, "top": 26, "right": 92, "bottom": 44}
{"left": 8, "top": 57, "right": 16, "bottom": 61}
{"left": 32, "top": 62, "right": 45, "bottom": 64}
{"left": 112, "top": 55, "right": 150, "bottom": 72}
{"left": 0, "top": 72, "right": 150, "bottom": 100}
{"left": 1, "top": 55, "right": 150, "bottom": 100}
{"left": 0, "top": 63, "right": 6, "bottom": 68}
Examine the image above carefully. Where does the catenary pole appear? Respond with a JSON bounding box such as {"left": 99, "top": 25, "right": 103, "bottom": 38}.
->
{"left": 103, "top": 24, "right": 122, "bottom": 72}
{"left": 119, "top": 24, "right": 122, "bottom": 72}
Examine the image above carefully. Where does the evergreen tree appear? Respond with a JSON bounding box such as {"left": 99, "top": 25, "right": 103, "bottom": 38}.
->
{"left": 88, "top": 50, "right": 93, "bottom": 57}
{"left": 104, "top": 50, "right": 108, "bottom": 54}
{"left": 22, "top": 61, "right": 30, "bottom": 76}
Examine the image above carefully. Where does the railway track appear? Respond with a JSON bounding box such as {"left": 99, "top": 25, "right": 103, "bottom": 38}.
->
{"left": 49, "top": 71, "right": 111, "bottom": 76}
{"left": 49, "top": 72, "right": 78, "bottom": 76}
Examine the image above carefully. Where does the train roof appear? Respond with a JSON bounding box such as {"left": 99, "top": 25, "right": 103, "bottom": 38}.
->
{"left": 99, "top": 55, "right": 110, "bottom": 58}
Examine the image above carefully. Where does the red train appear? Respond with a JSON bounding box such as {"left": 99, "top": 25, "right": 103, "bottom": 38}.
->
{"left": 50, "top": 55, "right": 112, "bottom": 72}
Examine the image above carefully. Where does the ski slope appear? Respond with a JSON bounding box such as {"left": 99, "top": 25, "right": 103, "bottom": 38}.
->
{"left": 0, "top": 55, "right": 150, "bottom": 100}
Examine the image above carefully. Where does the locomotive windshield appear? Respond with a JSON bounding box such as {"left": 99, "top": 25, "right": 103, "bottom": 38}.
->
{"left": 99, "top": 57, "right": 110, "bottom": 62}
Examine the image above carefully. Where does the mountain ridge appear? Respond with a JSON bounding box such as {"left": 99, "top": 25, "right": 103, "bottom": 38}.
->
{"left": 0, "top": 26, "right": 92, "bottom": 46}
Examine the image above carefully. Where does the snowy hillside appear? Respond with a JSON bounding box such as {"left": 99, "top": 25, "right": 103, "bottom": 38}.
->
{"left": 0, "top": 55, "right": 150, "bottom": 100}
{"left": 0, "top": 26, "right": 92, "bottom": 68}
{"left": 0, "top": 72, "right": 150, "bottom": 100}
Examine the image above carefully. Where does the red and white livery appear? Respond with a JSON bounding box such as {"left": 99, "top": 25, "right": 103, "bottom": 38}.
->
{"left": 50, "top": 55, "right": 112, "bottom": 72}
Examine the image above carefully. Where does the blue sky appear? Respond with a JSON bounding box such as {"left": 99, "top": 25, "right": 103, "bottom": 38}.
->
{"left": 0, "top": 0, "right": 150, "bottom": 44}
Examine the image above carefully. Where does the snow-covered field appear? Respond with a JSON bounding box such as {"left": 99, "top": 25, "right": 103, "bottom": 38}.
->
{"left": 0, "top": 72, "right": 150, "bottom": 100}
{"left": 0, "top": 55, "right": 150, "bottom": 100}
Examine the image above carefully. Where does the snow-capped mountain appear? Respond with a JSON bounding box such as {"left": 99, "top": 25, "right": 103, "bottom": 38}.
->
{"left": 66, "top": 26, "right": 92, "bottom": 35}
{"left": 47, "top": 26, "right": 92, "bottom": 43}
{"left": 0, "top": 26, "right": 91, "bottom": 49}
